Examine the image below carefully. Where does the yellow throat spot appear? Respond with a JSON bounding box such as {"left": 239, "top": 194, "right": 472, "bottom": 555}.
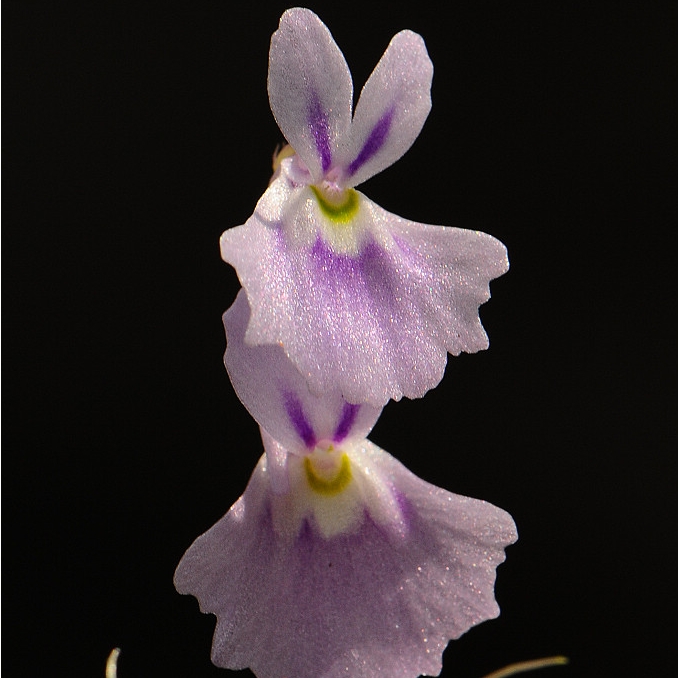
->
{"left": 310, "top": 186, "right": 359, "bottom": 224}
{"left": 304, "top": 453, "right": 352, "bottom": 496}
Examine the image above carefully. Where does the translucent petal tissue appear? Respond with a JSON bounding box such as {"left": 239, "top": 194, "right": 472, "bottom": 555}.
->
{"left": 224, "top": 290, "right": 382, "bottom": 457}
{"left": 175, "top": 288, "right": 517, "bottom": 678}
{"left": 174, "top": 439, "right": 517, "bottom": 678}
{"left": 175, "top": 10, "right": 518, "bottom": 678}
{"left": 220, "top": 7, "right": 509, "bottom": 407}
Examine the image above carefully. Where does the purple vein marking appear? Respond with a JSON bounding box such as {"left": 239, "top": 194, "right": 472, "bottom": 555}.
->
{"left": 284, "top": 393, "right": 316, "bottom": 448}
{"left": 333, "top": 402, "right": 360, "bottom": 442}
{"left": 308, "top": 93, "right": 332, "bottom": 173}
{"left": 347, "top": 107, "right": 395, "bottom": 176}
{"left": 309, "top": 236, "right": 401, "bottom": 319}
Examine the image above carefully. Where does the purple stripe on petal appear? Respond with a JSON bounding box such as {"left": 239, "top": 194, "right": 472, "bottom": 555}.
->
{"left": 308, "top": 94, "right": 332, "bottom": 173}
{"left": 347, "top": 107, "right": 395, "bottom": 177}
{"left": 284, "top": 393, "right": 316, "bottom": 448}
{"left": 333, "top": 402, "right": 360, "bottom": 442}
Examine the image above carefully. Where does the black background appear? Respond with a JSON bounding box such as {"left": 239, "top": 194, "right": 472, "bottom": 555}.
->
{"left": 4, "top": 2, "right": 676, "bottom": 677}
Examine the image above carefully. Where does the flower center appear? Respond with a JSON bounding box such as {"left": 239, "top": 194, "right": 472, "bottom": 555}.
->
{"left": 310, "top": 184, "right": 359, "bottom": 224}
{"left": 304, "top": 447, "right": 352, "bottom": 496}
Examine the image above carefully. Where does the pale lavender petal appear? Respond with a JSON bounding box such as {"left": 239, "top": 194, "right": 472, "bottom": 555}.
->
{"left": 268, "top": 8, "right": 352, "bottom": 182}
{"left": 260, "top": 427, "right": 289, "bottom": 494}
{"left": 220, "top": 175, "right": 508, "bottom": 407}
{"left": 223, "top": 290, "right": 382, "bottom": 453}
{"left": 338, "top": 30, "right": 433, "bottom": 188}
{"left": 174, "top": 441, "right": 516, "bottom": 678}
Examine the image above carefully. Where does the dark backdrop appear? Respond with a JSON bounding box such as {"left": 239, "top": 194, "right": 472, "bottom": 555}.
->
{"left": 4, "top": 2, "right": 676, "bottom": 677}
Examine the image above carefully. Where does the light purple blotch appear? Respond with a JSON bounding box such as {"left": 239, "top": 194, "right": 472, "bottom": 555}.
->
{"left": 283, "top": 393, "right": 316, "bottom": 448}
{"left": 309, "top": 237, "right": 400, "bottom": 316}
{"left": 347, "top": 107, "right": 395, "bottom": 177}
{"left": 308, "top": 94, "right": 332, "bottom": 173}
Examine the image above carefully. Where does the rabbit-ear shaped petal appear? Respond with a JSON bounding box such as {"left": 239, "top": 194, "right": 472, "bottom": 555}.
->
{"left": 339, "top": 30, "right": 433, "bottom": 188}
{"left": 268, "top": 8, "right": 353, "bottom": 182}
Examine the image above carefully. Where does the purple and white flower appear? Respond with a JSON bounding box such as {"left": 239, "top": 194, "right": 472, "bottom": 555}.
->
{"left": 220, "top": 7, "right": 509, "bottom": 407}
{"left": 173, "top": 291, "right": 517, "bottom": 678}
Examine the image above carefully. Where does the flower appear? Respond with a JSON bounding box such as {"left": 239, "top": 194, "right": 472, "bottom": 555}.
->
{"left": 175, "top": 11, "right": 518, "bottom": 677}
{"left": 220, "top": 7, "right": 509, "bottom": 408}
{"left": 173, "top": 291, "right": 517, "bottom": 678}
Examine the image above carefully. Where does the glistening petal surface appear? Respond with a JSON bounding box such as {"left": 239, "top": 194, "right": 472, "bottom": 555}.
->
{"left": 260, "top": 427, "right": 289, "bottom": 494}
{"left": 174, "top": 441, "right": 517, "bottom": 678}
{"left": 220, "top": 163, "right": 509, "bottom": 406}
{"left": 268, "top": 8, "right": 352, "bottom": 182}
{"left": 223, "top": 290, "right": 382, "bottom": 453}
{"left": 339, "top": 30, "right": 433, "bottom": 188}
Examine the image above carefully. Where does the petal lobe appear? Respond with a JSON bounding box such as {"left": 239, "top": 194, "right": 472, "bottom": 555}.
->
{"left": 268, "top": 8, "right": 353, "bottom": 181}
{"left": 340, "top": 30, "right": 433, "bottom": 187}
